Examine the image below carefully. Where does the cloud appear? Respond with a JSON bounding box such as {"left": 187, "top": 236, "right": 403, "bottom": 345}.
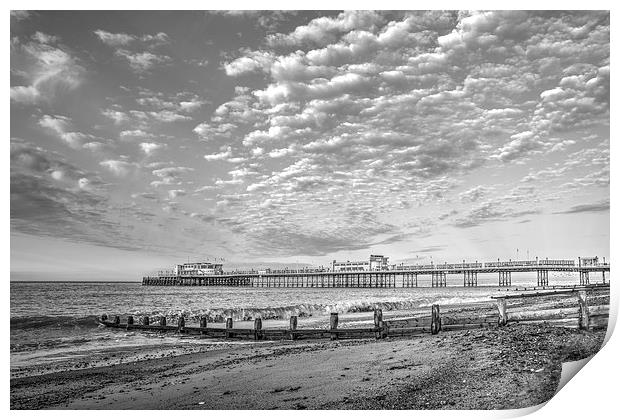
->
{"left": 150, "top": 166, "right": 194, "bottom": 187}
{"left": 115, "top": 49, "right": 171, "bottom": 73}
{"left": 459, "top": 186, "right": 489, "bottom": 202}
{"left": 102, "top": 109, "right": 129, "bottom": 125}
{"left": 168, "top": 189, "right": 186, "bottom": 199}
{"left": 10, "top": 35, "right": 85, "bottom": 104}
{"left": 266, "top": 11, "right": 385, "bottom": 48}
{"left": 9, "top": 140, "right": 142, "bottom": 250}
{"left": 11, "top": 138, "right": 102, "bottom": 190}
{"left": 11, "top": 11, "right": 31, "bottom": 21}
{"left": 94, "top": 29, "right": 170, "bottom": 47}
{"left": 120, "top": 129, "right": 150, "bottom": 140}
{"left": 553, "top": 199, "right": 610, "bottom": 214}
{"left": 204, "top": 147, "right": 233, "bottom": 161}
{"left": 224, "top": 51, "right": 274, "bottom": 76}
{"left": 93, "top": 30, "right": 135, "bottom": 46}
{"left": 139, "top": 142, "right": 165, "bottom": 155}
{"left": 32, "top": 32, "right": 59, "bottom": 44}
{"left": 38, "top": 115, "right": 108, "bottom": 150}
{"left": 11, "top": 11, "right": 609, "bottom": 260}
{"left": 99, "top": 160, "right": 137, "bottom": 177}
{"left": 454, "top": 202, "right": 542, "bottom": 228}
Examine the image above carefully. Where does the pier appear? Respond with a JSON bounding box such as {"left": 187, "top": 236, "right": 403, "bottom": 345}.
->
{"left": 142, "top": 258, "right": 610, "bottom": 288}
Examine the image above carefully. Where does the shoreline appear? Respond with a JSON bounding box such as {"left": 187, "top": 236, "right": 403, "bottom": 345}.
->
{"left": 10, "top": 324, "right": 605, "bottom": 410}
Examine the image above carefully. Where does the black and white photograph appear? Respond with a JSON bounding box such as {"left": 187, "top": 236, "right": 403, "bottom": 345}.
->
{"left": 9, "top": 6, "right": 612, "bottom": 412}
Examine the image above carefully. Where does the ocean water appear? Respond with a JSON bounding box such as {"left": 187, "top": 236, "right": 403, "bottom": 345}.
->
{"left": 10, "top": 271, "right": 595, "bottom": 372}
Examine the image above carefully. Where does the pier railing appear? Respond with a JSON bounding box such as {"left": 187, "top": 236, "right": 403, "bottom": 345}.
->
{"left": 101, "top": 285, "right": 609, "bottom": 340}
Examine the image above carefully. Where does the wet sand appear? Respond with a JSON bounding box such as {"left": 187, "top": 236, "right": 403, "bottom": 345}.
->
{"left": 10, "top": 324, "right": 605, "bottom": 410}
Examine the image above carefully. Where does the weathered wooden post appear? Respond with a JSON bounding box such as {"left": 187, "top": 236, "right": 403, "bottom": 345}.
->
{"left": 100, "top": 314, "right": 108, "bottom": 322}
{"left": 126, "top": 315, "right": 134, "bottom": 330}
{"left": 289, "top": 315, "right": 298, "bottom": 340}
{"left": 143, "top": 316, "right": 150, "bottom": 326}
{"left": 497, "top": 298, "right": 507, "bottom": 326}
{"left": 577, "top": 291, "right": 590, "bottom": 330}
{"left": 330, "top": 313, "right": 339, "bottom": 340}
{"left": 113, "top": 315, "right": 120, "bottom": 325}
{"left": 226, "top": 317, "right": 233, "bottom": 338}
{"left": 254, "top": 318, "right": 262, "bottom": 340}
{"left": 177, "top": 316, "right": 185, "bottom": 333}
{"left": 159, "top": 316, "right": 166, "bottom": 327}
{"left": 200, "top": 316, "right": 207, "bottom": 328}
{"left": 431, "top": 305, "right": 441, "bottom": 334}
{"left": 374, "top": 308, "right": 383, "bottom": 339}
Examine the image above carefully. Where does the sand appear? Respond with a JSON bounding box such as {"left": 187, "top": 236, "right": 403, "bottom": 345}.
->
{"left": 10, "top": 323, "right": 605, "bottom": 410}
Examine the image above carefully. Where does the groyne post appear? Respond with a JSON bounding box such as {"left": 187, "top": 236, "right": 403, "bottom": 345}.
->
{"left": 113, "top": 315, "right": 120, "bottom": 325}
{"left": 497, "top": 298, "right": 507, "bottom": 326}
{"left": 127, "top": 315, "right": 134, "bottom": 330}
{"left": 289, "top": 316, "right": 298, "bottom": 340}
{"left": 177, "top": 316, "right": 185, "bottom": 333}
{"left": 577, "top": 291, "right": 590, "bottom": 330}
{"left": 254, "top": 318, "right": 262, "bottom": 340}
{"left": 200, "top": 316, "right": 207, "bottom": 328}
{"left": 226, "top": 317, "right": 233, "bottom": 338}
{"left": 159, "top": 316, "right": 166, "bottom": 326}
{"left": 143, "top": 316, "right": 150, "bottom": 326}
{"left": 330, "top": 313, "right": 339, "bottom": 340}
{"left": 374, "top": 308, "right": 383, "bottom": 339}
{"left": 431, "top": 305, "right": 441, "bottom": 334}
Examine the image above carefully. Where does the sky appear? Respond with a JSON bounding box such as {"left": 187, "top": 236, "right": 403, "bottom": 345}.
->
{"left": 10, "top": 10, "right": 610, "bottom": 280}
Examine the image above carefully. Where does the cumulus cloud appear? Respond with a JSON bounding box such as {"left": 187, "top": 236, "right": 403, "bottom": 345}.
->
{"left": 204, "top": 147, "right": 233, "bottom": 161}
{"left": 140, "top": 142, "right": 165, "bottom": 155}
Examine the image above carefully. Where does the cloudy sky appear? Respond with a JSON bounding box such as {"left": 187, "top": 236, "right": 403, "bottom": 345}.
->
{"left": 10, "top": 10, "right": 609, "bottom": 280}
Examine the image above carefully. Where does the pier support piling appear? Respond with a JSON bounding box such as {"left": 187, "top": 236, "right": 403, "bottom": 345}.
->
{"left": 537, "top": 270, "right": 549, "bottom": 287}
{"left": 499, "top": 271, "right": 512, "bottom": 287}
{"left": 464, "top": 271, "right": 478, "bottom": 287}
{"left": 580, "top": 271, "right": 590, "bottom": 286}
{"left": 431, "top": 272, "right": 447, "bottom": 287}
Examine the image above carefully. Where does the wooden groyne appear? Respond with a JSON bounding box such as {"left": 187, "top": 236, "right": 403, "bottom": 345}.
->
{"left": 100, "top": 285, "right": 609, "bottom": 340}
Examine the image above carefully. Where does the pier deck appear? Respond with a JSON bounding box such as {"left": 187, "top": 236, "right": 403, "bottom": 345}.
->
{"left": 142, "top": 261, "right": 610, "bottom": 288}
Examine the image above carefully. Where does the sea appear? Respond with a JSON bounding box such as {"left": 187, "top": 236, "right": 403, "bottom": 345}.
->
{"left": 10, "top": 271, "right": 596, "bottom": 375}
